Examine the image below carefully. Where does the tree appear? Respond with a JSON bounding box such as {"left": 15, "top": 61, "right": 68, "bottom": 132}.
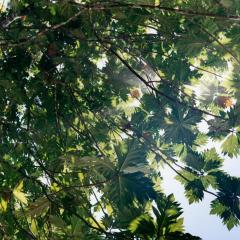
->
{"left": 0, "top": 0, "right": 240, "bottom": 239}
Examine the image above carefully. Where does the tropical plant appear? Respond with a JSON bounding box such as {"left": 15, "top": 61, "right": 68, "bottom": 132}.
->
{"left": 0, "top": 0, "right": 240, "bottom": 239}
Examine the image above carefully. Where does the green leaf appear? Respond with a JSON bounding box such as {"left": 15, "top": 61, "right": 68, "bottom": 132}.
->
{"left": 49, "top": 215, "right": 67, "bottom": 229}
{"left": 13, "top": 181, "right": 28, "bottom": 205}
{"left": 221, "top": 134, "right": 239, "bottom": 157}
{"left": 203, "top": 148, "right": 223, "bottom": 172}
{"left": 129, "top": 214, "right": 156, "bottom": 237}
{"left": 164, "top": 107, "right": 201, "bottom": 144}
{"left": 105, "top": 172, "right": 156, "bottom": 206}
{"left": 185, "top": 179, "right": 205, "bottom": 204}
{"left": 25, "top": 197, "right": 50, "bottom": 217}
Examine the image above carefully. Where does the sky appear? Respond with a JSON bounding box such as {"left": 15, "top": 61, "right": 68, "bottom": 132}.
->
{"left": 161, "top": 119, "right": 240, "bottom": 240}
{"left": 161, "top": 157, "right": 240, "bottom": 240}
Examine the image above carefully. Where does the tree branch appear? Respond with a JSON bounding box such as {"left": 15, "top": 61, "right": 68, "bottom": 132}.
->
{"left": 96, "top": 37, "right": 224, "bottom": 119}
{"left": 71, "top": 1, "right": 240, "bottom": 21}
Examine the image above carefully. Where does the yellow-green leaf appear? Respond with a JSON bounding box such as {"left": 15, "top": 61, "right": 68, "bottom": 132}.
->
{"left": 0, "top": 198, "right": 8, "bottom": 212}
{"left": 30, "top": 220, "right": 38, "bottom": 236}
{"left": 13, "top": 181, "right": 28, "bottom": 205}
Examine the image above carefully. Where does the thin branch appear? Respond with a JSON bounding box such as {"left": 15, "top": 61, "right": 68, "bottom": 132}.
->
{"left": 189, "top": 64, "right": 224, "bottom": 79}
{"left": 53, "top": 84, "right": 64, "bottom": 148}
{"left": 117, "top": 123, "right": 219, "bottom": 199}
{"left": 68, "top": 88, "right": 106, "bottom": 156}
{"left": 2, "top": 1, "right": 240, "bottom": 48}
{"left": 194, "top": 22, "right": 240, "bottom": 65}
{"left": 0, "top": 156, "right": 118, "bottom": 238}
{"left": 53, "top": 175, "right": 117, "bottom": 194}
{"left": 92, "top": 189, "right": 108, "bottom": 217}
{"left": 96, "top": 37, "right": 224, "bottom": 119}
{"left": 71, "top": 1, "right": 240, "bottom": 21}
{"left": 1, "top": 8, "right": 83, "bottom": 47}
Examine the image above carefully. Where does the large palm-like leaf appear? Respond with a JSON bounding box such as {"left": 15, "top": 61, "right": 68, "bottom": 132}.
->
{"left": 104, "top": 140, "right": 156, "bottom": 206}
{"left": 164, "top": 107, "right": 202, "bottom": 144}
{"left": 129, "top": 194, "right": 201, "bottom": 239}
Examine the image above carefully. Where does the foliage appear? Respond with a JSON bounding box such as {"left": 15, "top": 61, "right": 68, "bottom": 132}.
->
{"left": 0, "top": 0, "right": 240, "bottom": 239}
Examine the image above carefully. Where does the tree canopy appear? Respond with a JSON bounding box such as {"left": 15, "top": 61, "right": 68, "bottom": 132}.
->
{"left": 0, "top": 0, "right": 240, "bottom": 239}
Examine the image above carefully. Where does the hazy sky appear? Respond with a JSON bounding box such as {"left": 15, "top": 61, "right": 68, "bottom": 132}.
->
{"left": 161, "top": 158, "right": 240, "bottom": 240}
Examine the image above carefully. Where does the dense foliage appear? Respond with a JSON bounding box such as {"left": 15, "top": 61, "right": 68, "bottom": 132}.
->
{"left": 0, "top": 0, "right": 240, "bottom": 239}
